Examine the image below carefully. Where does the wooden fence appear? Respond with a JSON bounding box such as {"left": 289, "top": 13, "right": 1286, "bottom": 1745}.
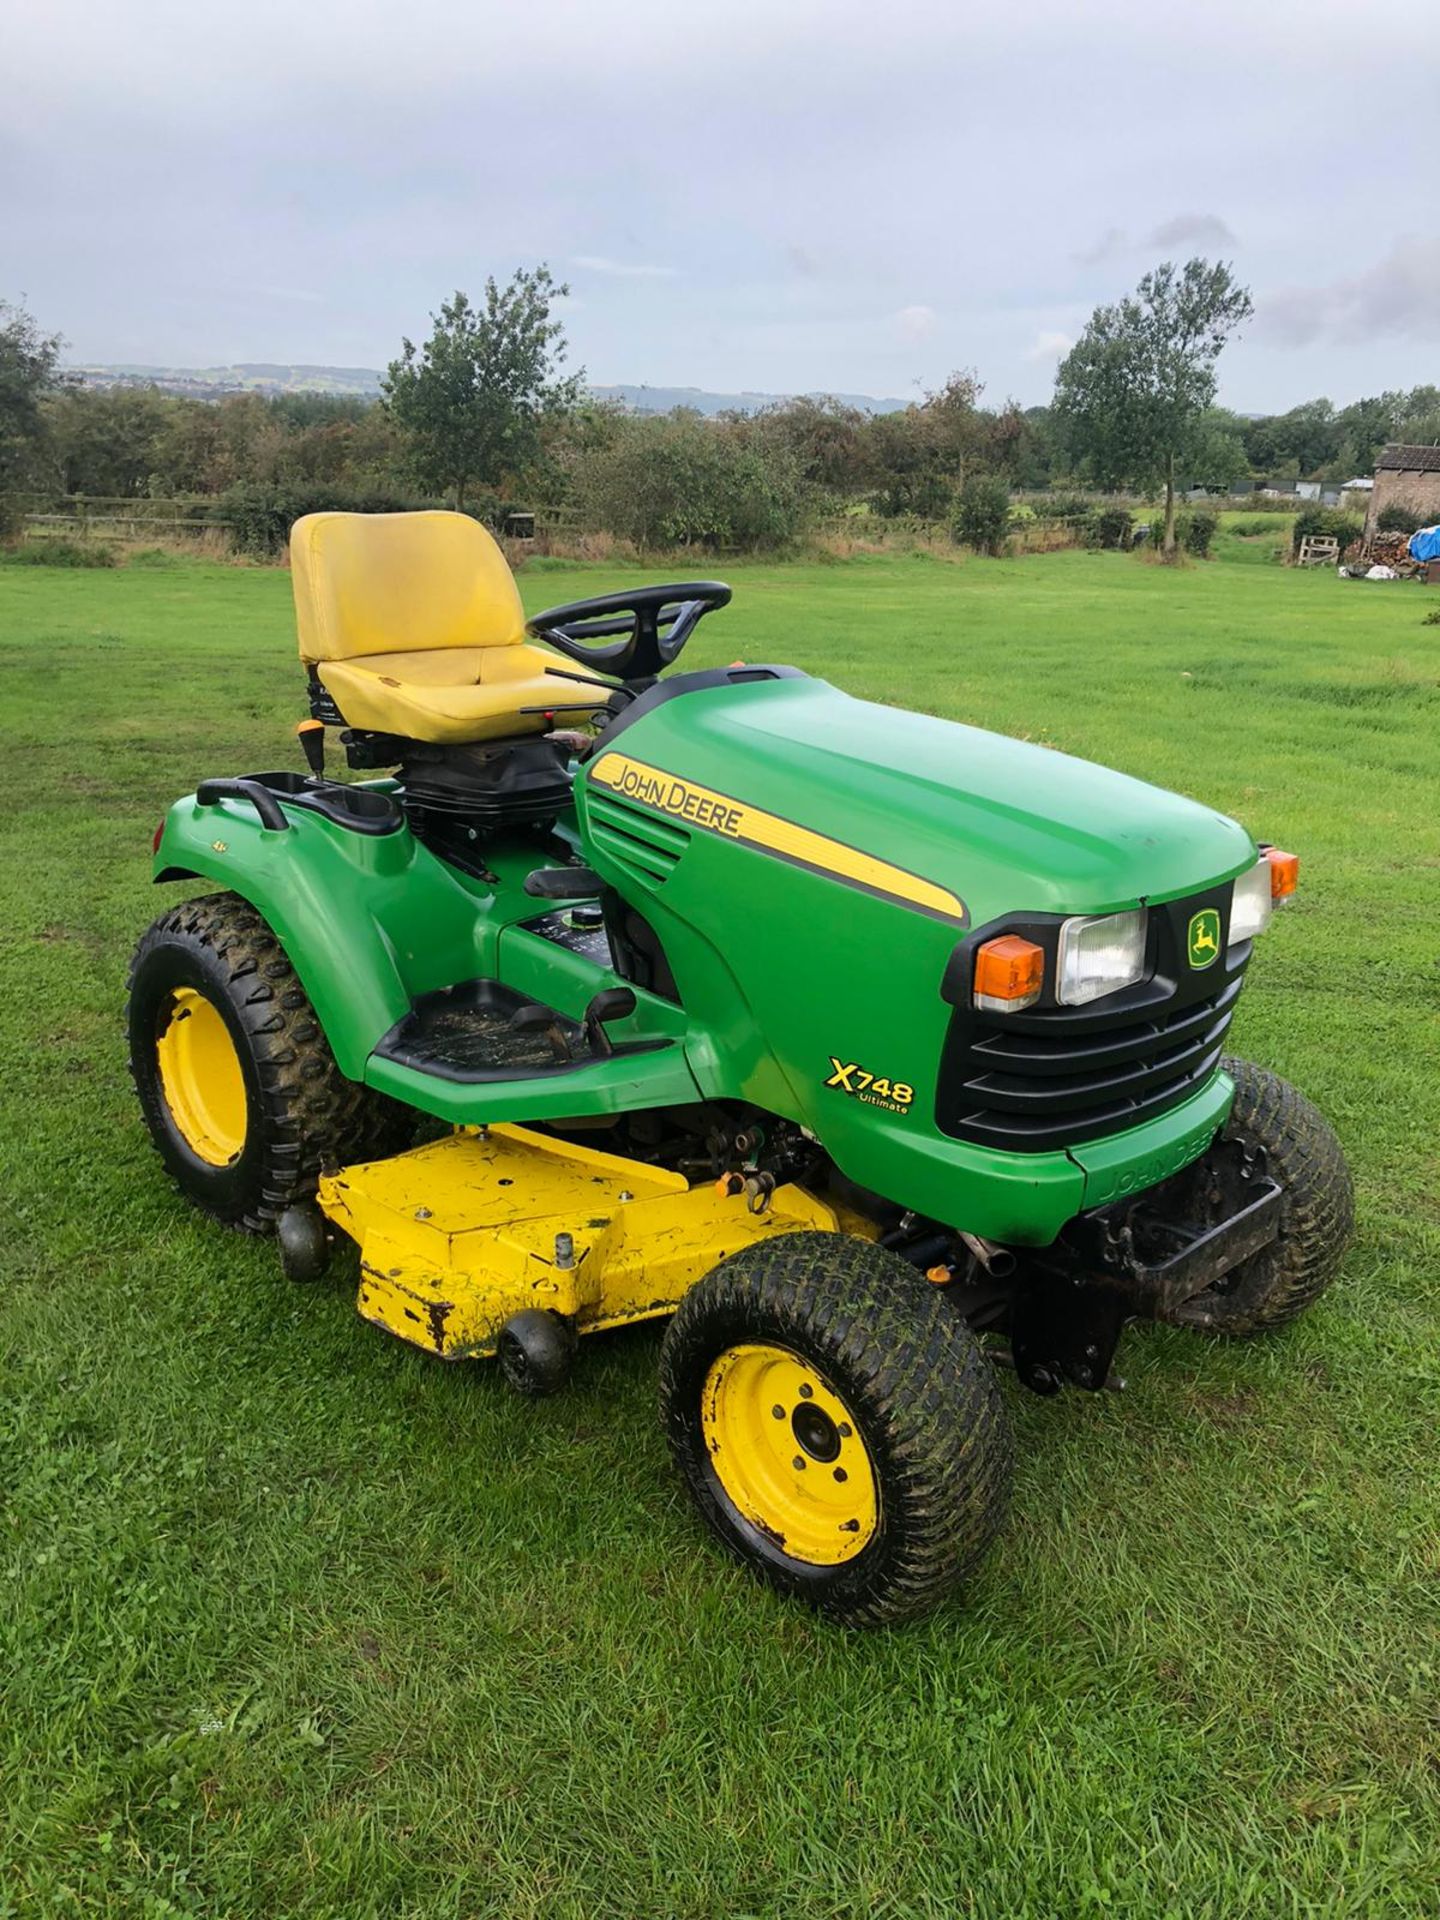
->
{"left": 17, "top": 497, "right": 577, "bottom": 544}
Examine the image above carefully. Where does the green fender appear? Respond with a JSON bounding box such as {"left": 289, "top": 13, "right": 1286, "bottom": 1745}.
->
{"left": 153, "top": 792, "right": 491, "bottom": 1079}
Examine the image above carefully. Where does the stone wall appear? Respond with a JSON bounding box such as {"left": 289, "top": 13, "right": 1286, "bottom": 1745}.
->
{"left": 1365, "top": 466, "right": 1440, "bottom": 538}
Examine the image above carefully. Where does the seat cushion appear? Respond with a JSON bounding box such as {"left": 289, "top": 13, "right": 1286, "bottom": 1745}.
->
{"left": 292, "top": 510, "right": 527, "bottom": 664}
{"left": 318, "top": 643, "right": 609, "bottom": 744}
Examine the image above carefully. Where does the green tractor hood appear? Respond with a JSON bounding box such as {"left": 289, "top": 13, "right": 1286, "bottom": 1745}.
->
{"left": 597, "top": 675, "right": 1256, "bottom": 927}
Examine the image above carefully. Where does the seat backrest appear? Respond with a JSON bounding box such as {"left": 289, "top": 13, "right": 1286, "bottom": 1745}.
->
{"left": 291, "top": 510, "right": 526, "bottom": 664}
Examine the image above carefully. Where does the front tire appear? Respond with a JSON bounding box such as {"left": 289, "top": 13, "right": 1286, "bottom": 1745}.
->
{"left": 659, "top": 1233, "right": 1013, "bottom": 1628}
{"left": 1171, "top": 1055, "right": 1353, "bottom": 1337}
{"left": 127, "top": 893, "right": 409, "bottom": 1232}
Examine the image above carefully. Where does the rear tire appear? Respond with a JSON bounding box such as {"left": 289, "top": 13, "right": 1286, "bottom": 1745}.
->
{"left": 127, "top": 893, "right": 411, "bottom": 1233}
{"left": 659, "top": 1233, "right": 1013, "bottom": 1628}
{"left": 1171, "top": 1055, "right": 1353, "bottom": 1337}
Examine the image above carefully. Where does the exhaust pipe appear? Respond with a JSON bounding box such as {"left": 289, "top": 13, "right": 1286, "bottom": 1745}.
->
{"left": 958, "top": 1231, "right": 1017, "bottom": 1280}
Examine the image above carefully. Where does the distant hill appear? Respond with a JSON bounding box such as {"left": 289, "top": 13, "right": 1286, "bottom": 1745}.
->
{"left": 70, "top": 363, "right": 910, "bottom": 415}
{"left": 593, "top": 382, "right": 911, "bottom": 417}
{"left": 72, "top": 363, "right": 385, "bottom": 400}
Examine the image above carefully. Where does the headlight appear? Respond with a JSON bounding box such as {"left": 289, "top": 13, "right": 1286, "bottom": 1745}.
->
{"left": 1056, "top": 908, "right": 1148, "bottom": 1006}
{"left": 1229, "top": 858, "right": 1273, "bottom": 945}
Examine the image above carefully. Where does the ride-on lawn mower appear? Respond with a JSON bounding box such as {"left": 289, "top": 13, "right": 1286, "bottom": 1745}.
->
{"left": 129, "top": 511, "right": 1353, "bottom": 1626}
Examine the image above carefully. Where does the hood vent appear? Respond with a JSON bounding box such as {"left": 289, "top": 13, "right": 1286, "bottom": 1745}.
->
{"left": 587, "top": 793, "right": 690, "bottom": 889}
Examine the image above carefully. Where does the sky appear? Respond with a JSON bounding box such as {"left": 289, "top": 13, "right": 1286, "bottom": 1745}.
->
{"left": 5, "top": 0, "right": 1438, "bottom": 413}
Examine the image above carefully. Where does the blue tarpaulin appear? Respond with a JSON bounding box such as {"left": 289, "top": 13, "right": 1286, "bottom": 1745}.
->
{"left": 1408, "top": 525, "right": 1440, "bottom": 563}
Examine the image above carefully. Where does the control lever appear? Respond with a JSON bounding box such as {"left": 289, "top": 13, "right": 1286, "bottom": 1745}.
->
{"left": 509, "top": 1004, "right": 573, "bottom": 1064}
{"left": 296, "top": 719, "right": 326, "bottom": 778}
{"left": 582, "top": 987, "right": 637, "bottom": 1058}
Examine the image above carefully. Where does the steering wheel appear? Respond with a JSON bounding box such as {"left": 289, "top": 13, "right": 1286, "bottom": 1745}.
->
{"left": 526, "top": 581, "right": 732, "bottom": 682}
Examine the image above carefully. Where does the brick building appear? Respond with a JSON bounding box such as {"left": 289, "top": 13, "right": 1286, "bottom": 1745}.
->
{"left": 1365, "top": 444, "right": 1440, "bottom": 537}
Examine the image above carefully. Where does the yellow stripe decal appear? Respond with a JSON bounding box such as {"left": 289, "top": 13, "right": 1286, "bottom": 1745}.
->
{"left": 589, "top": 751, "right": 967, "bottom": 926}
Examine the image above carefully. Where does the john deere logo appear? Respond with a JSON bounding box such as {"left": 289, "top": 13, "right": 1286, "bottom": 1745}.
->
{"left": 1187, "top": 908, "right": 1221, "bottom": 969}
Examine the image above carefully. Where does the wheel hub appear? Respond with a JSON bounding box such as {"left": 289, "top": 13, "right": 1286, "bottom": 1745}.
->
{"left": 791, "top": 1399, "right": 841, "bottom": 1463}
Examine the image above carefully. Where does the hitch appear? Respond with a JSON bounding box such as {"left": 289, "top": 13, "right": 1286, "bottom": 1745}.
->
{"left": 1008, "top": 1137, "right": 1284, "bottom": 1394}
{"left": 1065, "top": 1137, "right": 1283, "bottom": 1320}
{"left": 1010, "top": 1270, "right": 1130, "bottom": 1394}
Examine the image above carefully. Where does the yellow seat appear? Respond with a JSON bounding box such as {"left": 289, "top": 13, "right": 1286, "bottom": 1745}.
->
{"left": 290, "top": 510, "right": 608, "bottom": 745}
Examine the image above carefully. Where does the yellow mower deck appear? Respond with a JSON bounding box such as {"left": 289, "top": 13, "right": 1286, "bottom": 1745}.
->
{"left": 318, "top": 1124, "right": 870, "bottom": 1360}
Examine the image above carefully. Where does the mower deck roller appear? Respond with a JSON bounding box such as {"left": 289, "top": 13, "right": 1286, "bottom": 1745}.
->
{"left": 128, "top": 509, "right": 1353, "bottom": 1627}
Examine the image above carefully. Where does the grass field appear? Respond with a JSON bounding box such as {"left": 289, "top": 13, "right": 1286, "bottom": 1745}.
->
{"left": 2, "top": 546, "right": 1438, "bottom": 1918}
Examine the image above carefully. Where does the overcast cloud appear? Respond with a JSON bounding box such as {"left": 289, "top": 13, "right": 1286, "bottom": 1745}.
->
{"left": 4, "top": 0, "right": 1437, "bottom": 409}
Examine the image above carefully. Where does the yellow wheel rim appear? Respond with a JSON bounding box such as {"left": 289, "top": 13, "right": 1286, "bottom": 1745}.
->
{"left": 155, "top": 986, "right": 248, "bottom": 1167}
{"left": 701, "top": 1342, "right": 878, "bottom": 1566}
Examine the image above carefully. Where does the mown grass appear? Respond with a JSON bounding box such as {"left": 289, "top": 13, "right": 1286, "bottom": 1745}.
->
{"left": 2, "top": 547, "right": 1438, "bottom": 1917}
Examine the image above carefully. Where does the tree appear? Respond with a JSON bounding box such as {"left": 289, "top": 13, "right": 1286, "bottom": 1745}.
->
{"left": 953, "top": 473, "right": 1011, "bottom": 556}
{"left": 382, "top": 269, "right": 581, "bottom": 507}
{"left": 1236, "top": 388, "right": 1440, "bottom": 486}
{"left": 571, "top": 410, "right": 805, "bottom": 551}
{"left": 863, "top": 372, "right": 988, "bottom": 520}
{"left": 1183, "top": 407, "right": 1250, "bottom": 492}
{"left": 0, "top": 299, "right": 65, "bottom": 516}
{"left": 1242, "top": 397, "right": 1339, "bottom": 480}
{"left": 1395, "top": 384, "right": 1440, "bottom": 447}
{"left": 150, "top": 399, "right": 226, "bottom": 495}
{"left": 739, "top": 395, "right": 871, "bottom": 498}
{"left": 1053, "top": 259, "right": 1253, "bottom": 557}
{"left": 1012, "top": 406, "right": 1061, "bottom": 490}
{"left": 979, "top": 399, "right": 1029, "bottom": 478}
{"left": 921, "top": 370, "right": 987, "bottom": 474}
{"left": 1323, "top": 392, "right": 1397, "bottom": 482}
{"left": 48, "top": 384, "right": 174, "bottom": 496}
{"left": 863, "top": 406, "right": 952, "bottom": 518}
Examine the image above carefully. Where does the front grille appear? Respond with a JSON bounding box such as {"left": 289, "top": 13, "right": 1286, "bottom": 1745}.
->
{"left": 936, "top": 879, "right": 1251, "bottom": 1154}
{"left": 936, "top": 883, "right": 1251, "bottom": 1152}
{"left": 587, "top": 794, "right": 690, "bottom": 890}
{"left": 941, "top": 972, "right": 1243, "bottom": 1152}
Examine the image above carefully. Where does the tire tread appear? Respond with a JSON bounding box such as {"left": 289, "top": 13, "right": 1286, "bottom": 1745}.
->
{"left": 1175, "top": 1055, "right": 1353, "bottom": 1336}
{"left": 127, "top": 893, "right": 410, "bottom": 1233}
{"left": 659, "top": 1233, "right": 1014, "bottom": 1627}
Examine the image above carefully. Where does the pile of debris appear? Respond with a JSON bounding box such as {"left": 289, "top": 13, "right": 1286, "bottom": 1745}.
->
{"left": 1338, "top": 529, "right": 1426, "bottom": 580}
{"left": 1366, "top": 531, "right": 1418, "bottom": 571}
